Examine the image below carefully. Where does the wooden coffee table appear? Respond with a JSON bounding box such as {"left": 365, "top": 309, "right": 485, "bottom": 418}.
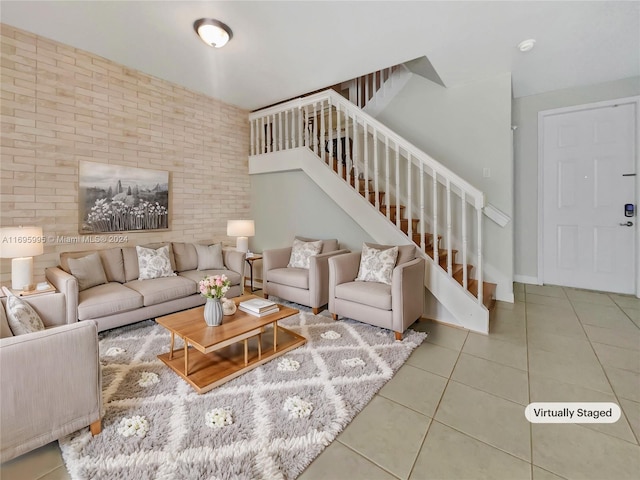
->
{"left": 156, "top": 295, "right": 305, "bottom": 394}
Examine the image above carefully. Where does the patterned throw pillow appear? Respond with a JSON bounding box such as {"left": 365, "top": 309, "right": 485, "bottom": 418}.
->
{"left": 287, "top": 239, "right": 323, "bottom": 269}
{"left": 136, "top": 245, "right": 176, "bottom": 280}
{"left": 355, "top": 243, "right": 399, "bottom": 285}
{"left": 5, "top": 295, "right": 45, "bottom": 335}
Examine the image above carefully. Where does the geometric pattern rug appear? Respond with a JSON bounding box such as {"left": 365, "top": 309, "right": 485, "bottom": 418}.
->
{"left": 59, "top": 311, "right": 426, "bottom": 480}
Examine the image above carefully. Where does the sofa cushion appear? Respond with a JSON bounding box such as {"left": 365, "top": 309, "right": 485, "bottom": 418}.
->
{"left": 179, "top": 269, "right": 241, "bottom": 287}
{"left": 356, "top": 243, "right": 398, "bottom": 285}
{"left": 77, "top": 283, "right": 143, "bottom": 321}
{"left": 67, "top": 252, "right": 108, "bottom": 291}
{"left": 335, "top": 281, "right": 392, "bottom": 310}
{"left": 194, "top": 243, "right": 225, "bottom": 270}
{"left": 123, "top": 243, "right": 176, "bottom": 282}
{"left": 364, "top": 242, "right": 415, "bottom": 266}
{"left": 266, "top": 267, "right": 309, "bottom": 290}
{"left": 136, "top": 245, "right": 176, "bottom": 280}
{"left": 5, "top": 295, "right": 46, "bottom": 335}
{"left": 124, "top": 276, "right": 197, "bottom": 307}
{"left": 0, "top": 305, "right": 13, "bottom": 338}
{"left": 60, "top": 248, "right": 125, "bottom": 283}
{"left": 172, "top": 242, "right": 198, "bottom": 272}
{"left": 288, "top": 238, "right": 323, "bottom": 269}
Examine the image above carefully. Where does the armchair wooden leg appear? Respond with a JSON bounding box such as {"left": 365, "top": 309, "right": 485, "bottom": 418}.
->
{"left": 90, "top": 419, "right": 102, "bottom": 436}
{"left": 263, "top": 293, "right": 268, "bottom": 299}
{"left": 312, "top": 307, "right": 320, "bottom": 315}
{"left": 394, "top": 332, "right": 403, "bottom": 341}
{"left": 331, "top": 313, "right": 338, "bottom": 321}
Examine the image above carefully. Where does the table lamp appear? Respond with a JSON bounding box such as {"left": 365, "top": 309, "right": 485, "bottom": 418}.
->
{"left": 0, "top": 226, "right": 44, "bottom": 290}
{"left": 226, "top": 220, "right": 255, "bottom": 253}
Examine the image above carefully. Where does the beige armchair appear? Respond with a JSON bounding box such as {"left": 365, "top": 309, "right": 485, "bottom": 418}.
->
{"left": 263, "top": 237, "right": 349, "bottom": 314}
{"left": 328, "top": 243, "right": 425, "bottom": 340}
{"left": 0, "top": 293, "right": 102, "bottom": 462}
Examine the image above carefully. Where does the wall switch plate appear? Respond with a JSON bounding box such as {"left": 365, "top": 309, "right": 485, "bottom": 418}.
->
{"left": 483, "top": 168, "right": 491, "bottom": 178}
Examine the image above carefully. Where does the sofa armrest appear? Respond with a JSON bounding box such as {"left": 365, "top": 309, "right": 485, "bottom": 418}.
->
{"left": 0, "top": 321, "right": 102, "bottom": 462}
{"left": 309, "top": 249, "right": 350, "bottom": 307}
{"left": 223, "top": 248, "right": 246, "bottom": 276}
{"left": 46, "top": 267, "right": 78, "bottom": 324}
{"left": 392, "top": 257, "right": 425, "bottom": 333}
{"left": 328, "top": 252, "right": 361, "bottom": 312}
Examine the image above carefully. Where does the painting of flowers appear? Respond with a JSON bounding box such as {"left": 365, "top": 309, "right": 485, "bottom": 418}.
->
{"left": 79, "top": 161, "right": 170, "bottom": 233}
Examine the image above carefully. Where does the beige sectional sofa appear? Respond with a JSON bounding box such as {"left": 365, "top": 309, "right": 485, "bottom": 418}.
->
{"left": 46, "top": 242, "right": 245, "bottom": 332}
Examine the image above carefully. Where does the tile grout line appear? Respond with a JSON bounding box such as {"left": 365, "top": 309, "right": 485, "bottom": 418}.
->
{"left": 334, "top": 439, "right": 403, "bottom": 480}
{"left": 405, "top": 327, "right": 469, "bottom": 479}
{"left": 524, "top": 288, "right": 536, "bottom": 480}
{"left": 563, "top": 287, "right": 640, "bottom": 447}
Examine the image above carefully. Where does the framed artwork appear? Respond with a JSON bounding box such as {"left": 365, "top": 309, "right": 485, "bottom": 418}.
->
{"left": 79, "top": 161, "right": 170, "bottom": 233}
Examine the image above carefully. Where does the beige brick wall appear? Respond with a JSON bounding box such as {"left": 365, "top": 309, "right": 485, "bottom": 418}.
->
{"left": 0, "top": 24, "right": 250, "bottom": 286}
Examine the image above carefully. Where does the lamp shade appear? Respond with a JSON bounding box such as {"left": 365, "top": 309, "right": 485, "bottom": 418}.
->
{"left": 0, "top": 226, "right": 44, "bottom": 258}
{"left": 227, "top": 220, "right": 255, "bottom": 238}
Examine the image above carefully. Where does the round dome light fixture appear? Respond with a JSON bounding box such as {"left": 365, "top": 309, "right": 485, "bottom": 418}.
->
{"left": 517, "top": 39, "right": 536, "bottom": 52}
{"left": 194, "top": 18, "right": 233, "bottom": 48}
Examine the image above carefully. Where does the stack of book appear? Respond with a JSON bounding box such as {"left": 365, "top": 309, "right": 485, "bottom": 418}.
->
{"left": 238, "top": 298, "right": 279, "bottom": 317}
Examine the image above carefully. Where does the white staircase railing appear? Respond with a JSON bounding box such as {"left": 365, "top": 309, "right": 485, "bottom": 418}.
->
{"left": 249, "top": 90, "right": 486, "bottom": 306}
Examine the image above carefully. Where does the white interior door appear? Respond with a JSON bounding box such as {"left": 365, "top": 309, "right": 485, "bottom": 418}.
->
{"left": 541, "top": 101, "right": 637, "bottom": 294}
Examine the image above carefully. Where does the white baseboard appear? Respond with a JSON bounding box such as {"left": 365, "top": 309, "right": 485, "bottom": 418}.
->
{"left": 514, "top": 274, "right": 540, "bottom": 285}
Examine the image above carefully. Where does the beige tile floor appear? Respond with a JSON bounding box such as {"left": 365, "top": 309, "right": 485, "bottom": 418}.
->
{"left": 3, "top": 284, "right": 640, "bottom": 479}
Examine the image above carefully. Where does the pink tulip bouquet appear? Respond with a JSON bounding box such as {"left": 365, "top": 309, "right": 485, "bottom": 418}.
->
{"left": 199, "top": 274, "right": 231, "bottom": 299}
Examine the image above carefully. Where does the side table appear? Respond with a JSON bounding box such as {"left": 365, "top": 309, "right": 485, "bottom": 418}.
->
{"left": 245, "top": 254, "right": 263, "bottom": 293}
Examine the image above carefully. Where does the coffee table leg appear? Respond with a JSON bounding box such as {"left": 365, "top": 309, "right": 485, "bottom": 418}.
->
{"left": 244, "top": 339, "right": 248, "bottom": 366}
{"left": 258, "top": 333, "right": 262, "bottom": 360}
{"left": 169, "top": 332, "right": 175, "bottom": 360}
{"left": 184, "top": 341, "right": 189, "bottom": 376}
{"left": 273, "top": 320, "right": 278, "bottom": 352}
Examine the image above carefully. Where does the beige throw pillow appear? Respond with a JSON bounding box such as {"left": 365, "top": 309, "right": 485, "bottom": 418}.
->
{"left": 355, "top": 243, "right": 399, "bottom": 285}
{"left": 67, "top": 252, "right": 108, "bottom": 291}
{"left": 194, "top": 243, "right": 225, "bottom": 270}
{"left": 5, "top": 295, "right": 45, "bottom": 335}
{"left": 287, "top": 238, "right": 323, "bottom": 269}
{"left": 136, "top": 245, "right": 176, "bottom": 280}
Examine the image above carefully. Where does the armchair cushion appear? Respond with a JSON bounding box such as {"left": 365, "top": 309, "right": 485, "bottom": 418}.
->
{"left": 288, "top": 238, "right": 323, "bottom": 269}
{"left": 267, "top": 267, "right": 310, "bottom": 289}
{"left": 5, "top": 295, "right": 45, "bottom": 336}
{"left": 355, "top": 243, "right": 398, "bottom": 285}
{"left": 194, "top": 243, "right": 225, "bottom": 270}
{"left": 67, "top": 252, "right": 108, "bottom": 291}
{"left": 335, "top": 281, "right": 392, "bottom": 310}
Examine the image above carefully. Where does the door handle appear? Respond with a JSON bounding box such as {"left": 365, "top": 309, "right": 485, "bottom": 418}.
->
{"left": 619, "top": 221, "right": 634, "bottom": 227}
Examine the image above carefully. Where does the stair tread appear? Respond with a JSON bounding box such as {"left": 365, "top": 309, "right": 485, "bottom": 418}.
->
{"left": 467, "top": 279, "right": 497, "bottom": 310}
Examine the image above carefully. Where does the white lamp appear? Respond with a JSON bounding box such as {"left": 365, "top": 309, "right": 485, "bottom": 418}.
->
{"left": 227, "top": 220, "right": 255, "bottom": 253}
{"left": 0, "top": 226, "right": 44, "bottom": 290}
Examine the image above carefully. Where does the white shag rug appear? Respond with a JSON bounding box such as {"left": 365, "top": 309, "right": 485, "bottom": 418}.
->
{"left": 59, "top": 312, "right": 426, "bottom": 480}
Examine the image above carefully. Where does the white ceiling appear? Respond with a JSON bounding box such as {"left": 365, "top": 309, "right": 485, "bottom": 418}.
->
{"left": 1, "top": 1, "right": 638, "bottom": 111}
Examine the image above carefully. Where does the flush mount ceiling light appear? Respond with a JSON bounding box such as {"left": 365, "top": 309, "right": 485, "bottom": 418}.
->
{"left": 194, "top": 18, "right": 233, "bottom": 48}
{"left": 517, "top": 39, "right": 536, "bottom": 52}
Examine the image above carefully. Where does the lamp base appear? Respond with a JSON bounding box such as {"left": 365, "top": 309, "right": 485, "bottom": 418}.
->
{"left": 236, "top": 237, "right": 249, "bottom": 253}
{"left": 11, "top": 256, "right": 34, "bottom": 291}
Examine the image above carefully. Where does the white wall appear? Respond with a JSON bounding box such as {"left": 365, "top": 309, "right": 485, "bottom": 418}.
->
{"left": 512, "top": 76, "right": 640, "bottom": 281}
{"left": 375, "top": 73, "right": 514, "bottom": 300}
{"left": 249, "top": 170, "right": 374, "bottom": 254}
